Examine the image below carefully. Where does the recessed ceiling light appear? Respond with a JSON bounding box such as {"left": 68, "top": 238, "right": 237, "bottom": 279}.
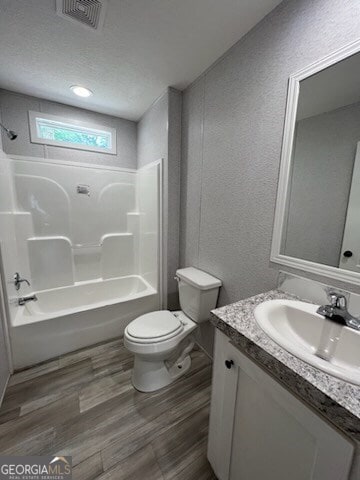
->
{"left": 70, "top": 85, "right": 93, "bottom": 98}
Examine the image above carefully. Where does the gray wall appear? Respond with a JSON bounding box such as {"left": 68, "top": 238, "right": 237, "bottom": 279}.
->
{"left": 181, "top": 0, "right": 360, "bottom": 353}
{"left": 137, "top": 88, "right": 182, "bottom": 309}
{"left": 137, "top": 92, "right": 169, "bottom": 169}
{"left": 0, "top": 89, "right": 137, "bottom": 168}
{"left": 285, "top": 102, "right": 360, "bottom": 266}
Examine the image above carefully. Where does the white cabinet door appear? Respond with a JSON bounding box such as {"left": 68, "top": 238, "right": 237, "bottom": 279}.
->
{"left": 208, "top": 331, "right": 354, "bottom": 480}
{"left": 208, "top": 329, "right": 239, "bottom": 480}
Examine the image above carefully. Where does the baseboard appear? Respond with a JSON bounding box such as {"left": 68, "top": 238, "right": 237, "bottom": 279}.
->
{"left": 195, "top": 341, "right": 213, "bottom": 361}
{"left": 0, "top": 373, "right": 10, "bottom": 407}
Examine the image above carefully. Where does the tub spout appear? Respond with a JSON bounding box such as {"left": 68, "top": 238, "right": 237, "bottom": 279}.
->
{"left": 18, "top": 294, "right": 38, "bottom": 306}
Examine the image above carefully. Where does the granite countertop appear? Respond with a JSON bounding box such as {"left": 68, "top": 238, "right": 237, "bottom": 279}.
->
{"left": 211, "top": 289, "right": 360, "bottom": 442}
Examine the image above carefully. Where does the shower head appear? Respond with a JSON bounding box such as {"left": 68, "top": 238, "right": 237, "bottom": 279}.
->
{"left": 7, "top": 130, "right": 17, "bottom": 141}
{"left": 0, "top": 122, "right": 17, "bottom": 141}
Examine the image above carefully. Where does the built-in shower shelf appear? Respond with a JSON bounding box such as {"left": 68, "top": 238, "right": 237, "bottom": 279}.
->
{"left": 26, "top": 232, "right": 136, "bottom": 289}
{"left": 73, "top": 244, "right": 101, "bottom": 249}
{"left": 100, "top": 232, "right": 133, "bottom": 244}
{"left": 28, "top": 236, "right": 75, "bottom": 291}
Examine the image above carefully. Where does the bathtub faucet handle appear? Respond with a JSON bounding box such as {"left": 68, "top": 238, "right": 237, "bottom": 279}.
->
{"left": 14, "top": 272, "right": 30, "bottom": 290}
{"left": 18, "top": 294, "right": 37, "bottom": 306}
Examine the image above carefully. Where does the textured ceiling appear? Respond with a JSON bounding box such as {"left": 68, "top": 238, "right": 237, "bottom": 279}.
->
{"left": 0, "top": 0, "right": 282, "bottom": 120}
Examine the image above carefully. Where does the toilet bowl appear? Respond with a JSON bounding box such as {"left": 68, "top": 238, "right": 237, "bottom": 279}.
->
{"left": 124, "top": 267, "right": 222, "bottom": 392}
{"left": 124, "top": 310, "right": 197, "bottom": 392}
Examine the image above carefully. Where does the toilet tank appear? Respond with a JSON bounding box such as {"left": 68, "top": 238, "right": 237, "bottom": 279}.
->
{"left": 176, "top": 267, "right": 222, "bottom": 323}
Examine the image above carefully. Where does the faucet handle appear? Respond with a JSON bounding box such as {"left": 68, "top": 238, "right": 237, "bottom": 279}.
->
{"left": 14, "top": 272, "right": 30, "bottom": 290}
{"left": 329, "top": 293, "right": 338, "bottom": 307}
{"left": 328, "top": 292, "right": 347, "bottom": 309}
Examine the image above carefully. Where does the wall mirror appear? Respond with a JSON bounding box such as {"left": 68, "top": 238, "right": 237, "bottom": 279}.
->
{"left": 271, "top": 40, "right": 360, "bottom": 285}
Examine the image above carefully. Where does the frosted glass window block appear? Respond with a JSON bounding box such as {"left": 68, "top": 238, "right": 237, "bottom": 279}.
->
{"left": 38, "top": 122, "right": 111, "bottom": 149}
{"left": 29, "top": 111, "right": 117, "bottom": 154}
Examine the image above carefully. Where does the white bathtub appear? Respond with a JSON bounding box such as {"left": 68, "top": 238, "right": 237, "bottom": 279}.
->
{"left": 11, "top": 275, "right": 159, "bottom": 368}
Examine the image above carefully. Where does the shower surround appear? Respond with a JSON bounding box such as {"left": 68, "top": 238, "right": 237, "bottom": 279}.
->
{"left": 6, "top": 155, "right": 162, "bottom": 368}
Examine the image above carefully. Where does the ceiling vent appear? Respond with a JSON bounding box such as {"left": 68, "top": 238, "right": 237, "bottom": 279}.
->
{"left": 56, "top": 0, "right": 108, "bottom": 32}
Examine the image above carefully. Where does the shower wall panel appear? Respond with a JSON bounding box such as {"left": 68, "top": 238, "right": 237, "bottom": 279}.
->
{"left": 0, "top": 151, "right": 21, "bottom": 319}
{"left": 0, "top": 150, "right": 15, "bottom": 392}
{"left": 12, "top": 158, "right": 138, "bottom": 289}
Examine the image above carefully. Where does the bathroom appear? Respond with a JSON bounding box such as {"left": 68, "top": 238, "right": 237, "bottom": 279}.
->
{"left": 0, "top": 0, "right": 359, "bottom": 478}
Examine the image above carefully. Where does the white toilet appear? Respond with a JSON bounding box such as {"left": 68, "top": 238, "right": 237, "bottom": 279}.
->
{"left": 124, "top": 267, "right": 222, "bottom": 392}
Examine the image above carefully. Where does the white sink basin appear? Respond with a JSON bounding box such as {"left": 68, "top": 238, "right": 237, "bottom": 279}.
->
{"left": 254, "top": 299, "right": 360, "bottom": 385}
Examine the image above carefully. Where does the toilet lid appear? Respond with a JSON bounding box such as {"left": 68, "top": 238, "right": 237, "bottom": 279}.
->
{"left": 127, "top": 310, "right": 183, "bottom": 340}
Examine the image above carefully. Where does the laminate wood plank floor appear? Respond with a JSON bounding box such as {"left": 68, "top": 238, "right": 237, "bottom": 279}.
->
{"left": 0, "top": 338, "right": 217, "bottom": 479}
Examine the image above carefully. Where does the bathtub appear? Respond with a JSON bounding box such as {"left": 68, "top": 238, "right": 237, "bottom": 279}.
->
{"left": 11, "top": 275, "right": 159, "bottom": 368}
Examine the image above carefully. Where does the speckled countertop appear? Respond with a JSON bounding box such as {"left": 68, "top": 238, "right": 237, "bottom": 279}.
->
{"left": 211, "top": 289, "right": 360, "bottom": 442}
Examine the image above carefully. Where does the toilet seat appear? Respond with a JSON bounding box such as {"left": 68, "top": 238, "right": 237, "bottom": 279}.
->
{"left": 125, "top": 310, "right": 184, "bottom": 344}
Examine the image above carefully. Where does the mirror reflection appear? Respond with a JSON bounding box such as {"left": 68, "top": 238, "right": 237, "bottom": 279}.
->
{"left": 282, "top": 52, "right": 360, "bottom": 273}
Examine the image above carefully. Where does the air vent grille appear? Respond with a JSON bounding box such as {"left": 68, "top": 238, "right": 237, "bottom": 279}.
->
{"left": 56, "top": 0, "right": 107, "bottom": 31}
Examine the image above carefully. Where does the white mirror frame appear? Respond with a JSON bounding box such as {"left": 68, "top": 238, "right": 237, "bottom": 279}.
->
{"left": 271, "top": 38, "right": 360, "bottom": 286}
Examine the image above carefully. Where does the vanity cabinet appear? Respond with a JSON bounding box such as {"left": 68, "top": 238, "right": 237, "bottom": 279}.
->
{"left": 208, "top": 330, "right": 354, "bottom": 480}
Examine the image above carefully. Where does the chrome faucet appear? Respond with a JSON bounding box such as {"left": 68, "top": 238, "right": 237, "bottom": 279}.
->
{"left": 317, "top": 292, "right": 360, "bottom": 330}
{"left": 18, "top": 294, "right": 37, "bottom": 306}
{"left": 14, "top": 272, "right": 30, "bottom": 291}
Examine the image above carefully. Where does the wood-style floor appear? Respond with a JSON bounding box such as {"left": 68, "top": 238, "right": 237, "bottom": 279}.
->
{"left": 0, "top": 338, "right": 216, "bottom": 480}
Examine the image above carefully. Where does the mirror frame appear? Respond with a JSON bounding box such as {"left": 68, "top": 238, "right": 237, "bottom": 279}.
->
{"left": 271, "top": 38, "right": 360, "bottom": 286}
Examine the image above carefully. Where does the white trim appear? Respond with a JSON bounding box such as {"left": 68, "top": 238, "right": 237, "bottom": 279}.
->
{"left": 9, "top": 154, "right": 137, "bottom": 174}
{"left": 138, "top": 159, "right": 168, "bottom": 309}
{"left": 0, "top": 243, "right": 14, "bottom": 373}
{"left": 271, "top": 254, "right": 360, "bottom": 286}
{"left": 271, "top": 38, "right": 360, "bottom": 286}
{"left": 138, "top": 159, "right": 164, "bottom": 171}
{"left": 161, "top": 158, "right": 168, "bottom": 310}
{"left": 157, "top": 160, "right": 165, "bottom": 309}
{"left": 160, "top": 158, "right": 168, "bottom": 310}
{"left": 28, "top": 111, "right": 117, "bottom": 155}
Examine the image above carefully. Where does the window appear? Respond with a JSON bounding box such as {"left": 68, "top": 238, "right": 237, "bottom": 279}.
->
{"left": 28, "top": 111, "right": 117, "bottom": 155}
